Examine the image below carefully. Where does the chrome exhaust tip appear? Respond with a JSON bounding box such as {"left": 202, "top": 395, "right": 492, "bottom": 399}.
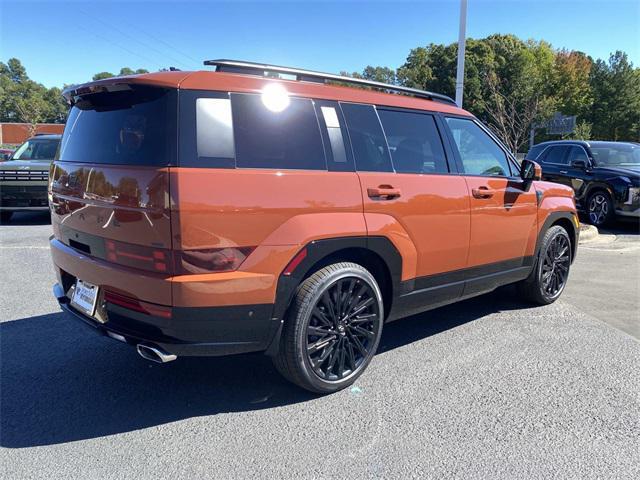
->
{"left": 136, "top": 343, "right": 177, "bottom": 363}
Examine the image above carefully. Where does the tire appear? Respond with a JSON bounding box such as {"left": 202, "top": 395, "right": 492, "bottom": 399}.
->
{"left": 273, "top": 262, "right": 384, "bottom": 394}
{"left": 516, "top": 225, "right": 572, "bottom": 305}
{"left": 587, "top": 190, "right": 613, "bottom": 227}
{"left": 0, "top": 211, "right": 13, "bottom": 223}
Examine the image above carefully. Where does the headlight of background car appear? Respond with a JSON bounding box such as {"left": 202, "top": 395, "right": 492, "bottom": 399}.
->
{"left": 625, "top": 187, "right": 640, "bottom": 204}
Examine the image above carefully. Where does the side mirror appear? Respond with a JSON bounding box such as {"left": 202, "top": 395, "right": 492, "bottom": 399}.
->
{"left": 571, "top": 159, "right": 587, "bottom": 169}
{"left": 521, "top": 159, "right": 542, "bottom": 182}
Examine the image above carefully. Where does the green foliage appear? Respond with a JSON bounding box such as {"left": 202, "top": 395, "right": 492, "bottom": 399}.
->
{"left": 93, "top": 67, "right": 150, "bottom": 81}
{"left": 364, "top": 36, "right": 640, "bottom": 148}
{"left": 589, "top": 51, "right": 640, "bottom": 141}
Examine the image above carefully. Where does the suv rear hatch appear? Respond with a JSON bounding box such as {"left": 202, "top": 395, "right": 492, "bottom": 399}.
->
{"left": 50, "top": 83, "right": 177, "bottom": 300}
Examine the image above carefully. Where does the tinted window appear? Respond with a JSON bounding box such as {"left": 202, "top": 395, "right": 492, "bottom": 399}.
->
{"left": 541, "top": 146, "right": 569, "bottom": 165}
{"left": 196, "top": 97, "right": 235, "bottom": 163}
{"left": 526, "top": 144, "right": 545, "bottom": 160}
{"left": 59, "top": 86, "right": 176, "bottom": 166}
{"left": 340, "top": 103, "right": 393, "bottom": 172}
{"left": 378, "top": 110, "right": 448, "bottom": 174}
{"left": 445, "top": 117, "right": 511, "bottom": 176}
{"left": 567, "top": 146, "right": 589, "bottom": 164}
{"left": 11, "top": 138, "right": 60, "bottom": 160}
{"left": 231, "top": 93, "right": 326, "bottom": 170}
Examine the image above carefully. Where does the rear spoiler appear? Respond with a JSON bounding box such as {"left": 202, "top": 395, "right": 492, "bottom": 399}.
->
{"left": 62, "top": 81, "right": 134, "bottom": 105}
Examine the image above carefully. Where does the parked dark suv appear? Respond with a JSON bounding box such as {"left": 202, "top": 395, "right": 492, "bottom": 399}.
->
{"left": 526, "top": 140, "right": 640, "bottom": 226}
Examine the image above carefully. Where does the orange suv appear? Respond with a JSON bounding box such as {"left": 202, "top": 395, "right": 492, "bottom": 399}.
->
{"left": 50, "top": 60, "right": 578, "bottom": 393}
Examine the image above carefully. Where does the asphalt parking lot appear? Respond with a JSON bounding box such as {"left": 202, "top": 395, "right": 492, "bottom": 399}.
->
{"left": 1, "top": 212, "right": 639, "bottom": 479}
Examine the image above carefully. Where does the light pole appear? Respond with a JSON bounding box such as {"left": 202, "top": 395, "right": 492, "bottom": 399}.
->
{"left": 455, "top": 0, "right": 468, "bottom": 108}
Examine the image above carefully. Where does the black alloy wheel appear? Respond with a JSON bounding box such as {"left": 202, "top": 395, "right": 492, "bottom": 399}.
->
{"left": 305, "top": 276, "right": 380, "bottom": 381}
{"left": 516, "top": 225, "right": 572, "bottom": 305}
{"left": 540, "top": 231, "right": 571, "bottom": 299}
{"left": 274, "top": 262, "right": 384, "bottom": 393}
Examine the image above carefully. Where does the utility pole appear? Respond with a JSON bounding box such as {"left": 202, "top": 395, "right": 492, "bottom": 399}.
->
{"left": 455, "top": 0, "right": 468, "bottom": 108}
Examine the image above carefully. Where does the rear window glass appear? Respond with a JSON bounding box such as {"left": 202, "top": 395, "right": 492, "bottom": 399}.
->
{"left": 340, "top": 103, "right": 393, "bottom": 172}
{"left": 59, "top": 86, "right": 176, "bottom": 166}
{"left": 231, "top": 93, "right": 326, "bottom": 170}
{"left": 378, "top": 110, "right": 448, "bottom": 174}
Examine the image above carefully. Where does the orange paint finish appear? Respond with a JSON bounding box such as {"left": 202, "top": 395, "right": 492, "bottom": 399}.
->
{"left": 535, "top": 181, "right": 579, "bottom": 227}
{"left": 463, "top": 176, "right": 539, "bottom": 267}
{"left": 169, "top": 168, "right": 365, "bottom": 250}
{"left": 358, "top": 173, "right": 470, "bottom": 278}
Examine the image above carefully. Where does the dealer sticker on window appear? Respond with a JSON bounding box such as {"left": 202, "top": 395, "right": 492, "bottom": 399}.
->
{"left": 70, "top": 279, "right": 99, "bottom": 317}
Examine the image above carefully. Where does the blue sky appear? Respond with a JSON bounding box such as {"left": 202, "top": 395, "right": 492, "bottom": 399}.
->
{"left": 1, "top": 0, "right": 638, "bottom": 88}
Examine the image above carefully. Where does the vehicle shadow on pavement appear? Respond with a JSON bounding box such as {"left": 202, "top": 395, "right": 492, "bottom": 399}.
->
{"left": 0, "top": 288, "right": 528, "bottom": 448}
{"left": 1, "top": 211, "right": 51, "bottom": 226}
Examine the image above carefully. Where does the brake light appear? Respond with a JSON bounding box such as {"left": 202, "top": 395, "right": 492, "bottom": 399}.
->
{"left": 102, "top": 239, "right": 254, "bottom": 274}
{"left": 105, "top": 239, "right": 170, "bottom": 273}
{"left": 175, "top": 247, "right": 255, "bottom": 274}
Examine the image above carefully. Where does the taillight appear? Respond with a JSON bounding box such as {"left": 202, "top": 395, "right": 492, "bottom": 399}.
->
{"left": 175, "top": 247, "right": 255, "bottom": 274}
{"left": 105, "top": 239, "right": 171, "bottom": 273}
{"left": 103, "top": 239, "right": 254, "bottom": 275}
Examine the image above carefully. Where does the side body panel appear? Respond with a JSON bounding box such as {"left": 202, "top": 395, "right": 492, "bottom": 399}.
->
{"left": 169, "top": 168, "right": 366, "bottom": 307}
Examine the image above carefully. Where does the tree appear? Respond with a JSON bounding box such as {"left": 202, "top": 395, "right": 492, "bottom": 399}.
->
{"left": 553, "top": 50, "right": 593, "bottom": 119}
{"left": 589, "top": 51, "right": 640, "bottom": 141}
{"left": 92, "top": 71, "right": 115, "bottom": 81}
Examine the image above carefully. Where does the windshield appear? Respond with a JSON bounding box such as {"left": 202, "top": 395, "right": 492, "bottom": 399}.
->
{"left": 591, "top": 144, "right": 640, "bottom": 167}
{"left": 59, "top": 85, "right": 176, "bottom": 166}
{"left": 11, "top": 138, "right": 60, "bottom": 161}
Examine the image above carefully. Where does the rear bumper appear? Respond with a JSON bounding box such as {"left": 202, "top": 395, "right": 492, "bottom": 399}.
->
{"left": 53, "top": 283, "right": 277, "bottom": 357}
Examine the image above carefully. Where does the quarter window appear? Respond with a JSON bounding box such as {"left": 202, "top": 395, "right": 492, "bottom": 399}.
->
{"left": 445, "top": 117, "right": 511, "bottom": 176}
{"left": 231, "top": 93, "right": 326, "bottom": 170}
{"left": 340, "top": 103, "right": 393, "bottom": 172}
{"left": 378, "top": 110, "right": 448, "bottom": 174}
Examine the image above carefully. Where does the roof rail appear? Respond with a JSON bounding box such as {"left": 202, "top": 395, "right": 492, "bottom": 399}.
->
{"left": 203, "top": 59, "right": 457, "bottom": 106}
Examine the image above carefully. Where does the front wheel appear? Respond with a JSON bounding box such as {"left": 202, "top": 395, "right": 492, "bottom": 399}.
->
{"left": 273, "top": 262, "right": 384, "bottom": 394}
{"left": 516, "top": 225, "right": 572, "bottom": 305}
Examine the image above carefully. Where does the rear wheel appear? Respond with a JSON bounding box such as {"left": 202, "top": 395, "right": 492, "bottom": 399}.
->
{"left": 273, "top": 262, "right": 384, "bottom": 394}
{"left": 587, "top": 190, "right": 613, "bottom": 227}
{"left": 516, "top": 225, "right": 572, "bottom": 305}
{"left": 0, "top": 211, "right": 13, "bottom": 223}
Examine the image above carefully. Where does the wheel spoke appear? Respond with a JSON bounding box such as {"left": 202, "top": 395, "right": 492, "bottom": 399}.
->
{"left": 307, "top": 335, "right": 336, "bottom": 354}
{"left": 348, "top": 297, "right": 374, "bottom": 319}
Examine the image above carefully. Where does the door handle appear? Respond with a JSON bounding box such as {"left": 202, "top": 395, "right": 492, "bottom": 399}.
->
{"left": 472, "top": 186, "right": 496, "bottom": 199}
{"left": 367, "top": 185, "right": 401, "bottom": 200}
{"left": 559, "top": 170, "right": 568, "bottom": 174}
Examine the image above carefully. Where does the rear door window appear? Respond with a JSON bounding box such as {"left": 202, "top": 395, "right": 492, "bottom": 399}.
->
{"left": 59, "top": 86, "right": 177, "bottom": 166}
{"left": 541, "top": 146, "right": 570, "bottom": 165}
{"left": 231, "top": 93, "right": 326, "bottom": 170}
{"left": 340, "top": 103, "right": 393, "bottom": 172}
{"left": 378, "top": 109, "right": 448, "bottom": 174}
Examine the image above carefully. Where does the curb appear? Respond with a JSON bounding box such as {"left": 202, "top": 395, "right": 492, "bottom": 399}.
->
{"left": 578, "top": 224, "right": 599, "bottom": 244}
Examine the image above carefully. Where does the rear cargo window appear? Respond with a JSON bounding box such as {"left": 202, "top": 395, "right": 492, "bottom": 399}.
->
{"left": 340, "top": 103, "right": 393, "bottom": 172}
{"left": 231, "top": 93, "right": 326, "bottom": 170}
{"left": 59, "top": 86, "right": 177, "bottom": 166}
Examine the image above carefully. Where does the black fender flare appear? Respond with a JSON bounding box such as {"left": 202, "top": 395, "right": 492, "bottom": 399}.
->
{"left": 264, "top": 236, "right": 402, "bottom": 355}
{"left": 534, "top": 211, "right": 579, "bottom": 266}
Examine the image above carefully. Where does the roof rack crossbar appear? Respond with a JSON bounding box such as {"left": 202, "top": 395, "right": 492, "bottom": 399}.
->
{"left": 203, "top": 59, "right": 457, "bottom": 105}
